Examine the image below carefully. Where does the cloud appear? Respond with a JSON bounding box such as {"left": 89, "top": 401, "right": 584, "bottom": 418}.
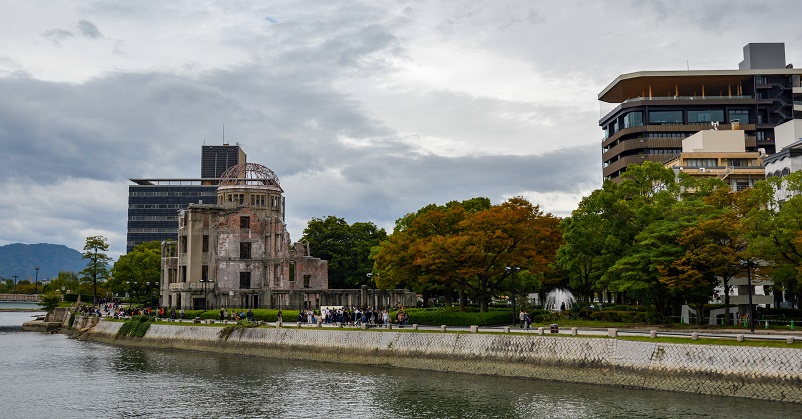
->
{"left": 43, "top": 29, "right": 74, "bottom": 44}
{"left": 78, "top": 20, "right": 103, "bottom": 39}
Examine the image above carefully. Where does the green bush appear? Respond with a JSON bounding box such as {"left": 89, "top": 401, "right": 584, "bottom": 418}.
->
{"left": 117, "top": 315, "right": 154, "bottom": 337}
{"left": 390, "top": 307, "right": 513, "bottom": 326}
{"left": 601, "top": 304, "right": 646, "bottom": 312}
{"left": 590, "top": 310, "right": 648, "bottom": 323}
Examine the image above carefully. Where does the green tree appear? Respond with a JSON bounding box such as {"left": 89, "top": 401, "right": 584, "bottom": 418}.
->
{"left": 80, "top": 236, "right": 112, "bottom": 306}
{"left": 301, "top": 216, "right": 387, "bottom": 288}
{"left": 111, "top": 241, "right": 161, "bottom": 305}
{"left": 38, "top": 291, "right": 62, "bottom": 313}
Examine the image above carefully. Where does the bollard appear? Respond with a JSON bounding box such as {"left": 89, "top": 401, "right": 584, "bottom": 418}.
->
{"left": 649, "top": 330, "right": 657, "bottom": 338}
{"left": 691, "top": 332, "right": 699, "bottom": 340}
{"left": 470, "top": 325, "right": 478, "bottom": 333}
{"left": 737, "top": 334, "right": 744, "bottom": 342}
{"left": 387, "top": 324, "right": 392, "bottom": 330}
{"left": 440, "top": 325, "right": 447, "bottom": 332}
{"left": 412, "top": 324, "right": 418, "bottom": 330}
{"left": 297, "top": 322, "right": 302, "bottom": 328}
{"left": 503, "top": 326, "right": 510, "bottom": 333}
{"left": 361, "top": 323, "right": 367, "bottom": 330}
{"left": 316, "top": 321, "right": 322, "bottom": 328}
{"left": 765, "top": 320, "right": 769, "bottom": 329}
{"left": 607, "top": 328, "right": 618, "bottom": 338}
{"left": 571, "top": 327, "right": 578, "bottom": 336}
{"left": 537, "top": 327, "right": 545, "bottom": 335}
{"left": 788, "top": 337, "right": 795, "bottom": 344}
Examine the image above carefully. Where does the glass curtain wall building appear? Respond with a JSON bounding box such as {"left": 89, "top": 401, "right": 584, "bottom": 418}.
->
{"left": 599, "top": 43, "right": 802, "bottom": 181}
{"left": 126, "top": 144, "right": 246, "bottom": 252}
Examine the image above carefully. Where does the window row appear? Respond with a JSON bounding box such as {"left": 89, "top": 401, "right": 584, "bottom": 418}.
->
{"left": 131, "top": 191, "right": 215, "bottom": 197}
{"left": 128, "top": 216, "right": 179, "bottom": 221}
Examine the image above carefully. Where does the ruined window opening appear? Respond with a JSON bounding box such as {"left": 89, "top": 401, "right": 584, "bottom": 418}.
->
{"left": 303, "top": 275, "right": 311, "bottom": 289}
{"left": 202, "top": 235, "right": 209, "bottom": 253}
{"left": 289, "top": 261, "right": 296, "bottom": 282}
{"left": 240, "top": 216, "right": 250, "bottom": 229}
{"left": 180, "top": 266, "right": 187, "bottom": 282}
{"left": 240, "top": 272, "right": 251, "bottom": 289}
{"left": 274, "top": 264, "right": 280, "bottom": 285}
{"left": 275, "top": 234, "right": 282, "bottom": 252}
{"left": 180, "top": 236, "right": 187, "bottom": 254}
{"left": 265, "top": 236, "right": 270, "bottom": 256}
{"left": 240, "top": 242, "right": 252, "bottom": 259}
{"left": 201, "top": 265, "right": 208, "bottom": 281}
{"left": 271, "top": 196, "right": 278, "bottom": 208}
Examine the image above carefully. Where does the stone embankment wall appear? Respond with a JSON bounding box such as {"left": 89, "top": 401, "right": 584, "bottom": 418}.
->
{"left": 81, "top": 320, "right": 802, "bottom": 403}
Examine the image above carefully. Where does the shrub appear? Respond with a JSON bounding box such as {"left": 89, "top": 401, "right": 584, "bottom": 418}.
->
{"left": 389, "top": 307, "right": 512, "bottom": 326}
{"left": 117, "top": 315, "right": 154, "bottom": 337}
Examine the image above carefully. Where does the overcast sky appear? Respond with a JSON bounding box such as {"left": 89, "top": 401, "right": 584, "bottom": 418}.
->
{"left": 2, "top": 1, "right": 802, "bottom": 259}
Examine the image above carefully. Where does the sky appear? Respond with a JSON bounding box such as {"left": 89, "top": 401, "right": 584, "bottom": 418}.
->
{"left": 2, "top": 0, "right": 802, "bottom": 260}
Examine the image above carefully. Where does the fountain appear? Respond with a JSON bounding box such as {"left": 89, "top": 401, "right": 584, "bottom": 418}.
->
{"left": 544, "top": 288, "right": 576, "bottom": 311}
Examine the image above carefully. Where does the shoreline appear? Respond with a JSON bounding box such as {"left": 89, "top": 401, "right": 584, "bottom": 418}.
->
{"left": 73, "top": 317, "right": 802, "bottom": 404}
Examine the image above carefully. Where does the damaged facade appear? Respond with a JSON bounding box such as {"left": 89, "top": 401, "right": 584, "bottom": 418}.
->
{"left": 160, "top": 162, "right": 329, "bottom": 310}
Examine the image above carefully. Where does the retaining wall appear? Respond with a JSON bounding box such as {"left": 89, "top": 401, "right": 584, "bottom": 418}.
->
{"left": 80, "top": 320, "right": 802, "bottom": 403}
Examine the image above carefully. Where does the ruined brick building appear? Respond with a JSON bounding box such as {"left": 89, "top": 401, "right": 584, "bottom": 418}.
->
{"left": 160, "top": 162, "right": 329, "bottom": 310}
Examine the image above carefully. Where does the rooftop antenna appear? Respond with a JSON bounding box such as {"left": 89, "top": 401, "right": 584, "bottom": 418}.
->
{"left": 687, "top": 60, "right": 690, "bottom": 71}
{"left": 223, "top": 123, "right": 227, "bottom": 145}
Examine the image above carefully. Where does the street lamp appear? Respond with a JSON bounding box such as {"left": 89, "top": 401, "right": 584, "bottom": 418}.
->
{"left": 367, "top": 272, "right": 375, "bottom": 308}
{"left": 200, "top": 279, "right": 210, "bottom": 311}
{"left": 505, "top": 266, "right": 521, "bottom": 328}
{"left": 145, "top": 282, "right": 152, "bottom": 307}
{"left": 740, "top": 259, "right": 757, "bottom": 333}
{"left": 34, "top": 266, "right": 40, "bottom": 294}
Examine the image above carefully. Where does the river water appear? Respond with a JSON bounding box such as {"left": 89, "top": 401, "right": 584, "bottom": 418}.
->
{"left": 0, "top": 309, "right": 799, "bottom": 418}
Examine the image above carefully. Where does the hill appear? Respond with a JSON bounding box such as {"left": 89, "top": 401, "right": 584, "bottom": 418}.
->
{"left": 0, "top": 243, "right": 86, "bottom": 280}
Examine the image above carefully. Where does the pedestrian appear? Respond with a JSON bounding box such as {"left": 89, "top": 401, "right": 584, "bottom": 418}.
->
{"left": 519, "top": 310, "right": 525, "bottom": 329}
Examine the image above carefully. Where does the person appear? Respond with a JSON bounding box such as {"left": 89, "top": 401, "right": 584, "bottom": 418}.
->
{"left": 219, "top": 308, "right": 225, "bottom": 321}
{"left": 560, "top": 302, "right": 566, "bottom": 312}
{"left": 179, "top": 308, "right": 185, "bottom": 319}
{"left": 519, "top": 310, "right": 525, "bottom": 329}
{"left": 525, "top": 311, "right": 532, "bottom": 330}
{"left": 277, "top": 309, "right": 283, "bottom": 322}
{"left": 246, "top": 309, "right": 253, "bottom": 321}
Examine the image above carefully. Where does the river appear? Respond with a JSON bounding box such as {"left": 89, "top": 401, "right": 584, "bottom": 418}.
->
{"left": 0, "top": 309, "right": 798, "bottom": 418}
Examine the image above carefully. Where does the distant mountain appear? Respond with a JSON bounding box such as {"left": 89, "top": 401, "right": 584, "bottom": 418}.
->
{"left": 0, "top": 243, "right": 86, "bottom": 280}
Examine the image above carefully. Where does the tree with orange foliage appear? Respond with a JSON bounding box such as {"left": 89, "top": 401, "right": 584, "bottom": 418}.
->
{"left": 373, "top": 197, "right": 561, "bottom": 312}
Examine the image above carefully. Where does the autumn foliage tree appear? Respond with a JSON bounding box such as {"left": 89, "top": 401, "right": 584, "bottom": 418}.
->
{"left": 372, "top": 197, "right": 562, "bottom": 312}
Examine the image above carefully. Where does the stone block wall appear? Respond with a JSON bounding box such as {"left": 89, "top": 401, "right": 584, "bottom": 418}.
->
{"left": 83, "top": 321, "right": 802, "bottom": 403}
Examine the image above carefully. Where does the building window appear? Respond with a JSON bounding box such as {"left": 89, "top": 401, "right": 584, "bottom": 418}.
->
{"left": 303, "top": 275, "right": 311, "bottom": 289}
{"left": 623, "top": 111, "right": 643, "bottom": 128}
{"left": 240, "top": 242, "right": 252, "bottom": 259}
{"left": 685, "top": 158, "right": 717, "bottom": 167}
{"left": 201, "top": 265, "right": 208, "bottom": 281}
{"left": 274, "top": 264, "right": 281, "bottom": 285}
{"left": 180, "top": 236, "right": 187, "bottom": 254}
{"left": 688, "top": 109, "right": 724, "bottom": 123}
{"left": 275, "top": 234, "right": 282, "bottom": 252}
{"left": 180, "top": 266, "right": 187, "bottom": 282}
{"left": 202, "top": 235, "right": 209, "bottom": 253}
{"left": 289, "top": 261, "right": 296, "bottom": 282}
{"left": 728, "top": 110, "right": 750, "bottom": 124}
{"left": 240, "top": 216, "right": 250, "bottom": 229}
{"left": 240, "top": 272, "right": 251, "bottom": 289}
{"left": 649, "top": 110, "right": 683, "bottom": 125}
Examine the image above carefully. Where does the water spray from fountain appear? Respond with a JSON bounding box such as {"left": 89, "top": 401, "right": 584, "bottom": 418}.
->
{"left": 544, "top": 289, "right": 576, "bottom": 311}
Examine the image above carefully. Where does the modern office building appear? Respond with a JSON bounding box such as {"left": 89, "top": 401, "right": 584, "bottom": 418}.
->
{"left": 764, "top": 119, "right": 802, "bottom": 203}
{"left": 599, "top": 43, "right": 802, "bottom": 181}
{"left": 126, "top": 144, "right": 246, "bottom": 252}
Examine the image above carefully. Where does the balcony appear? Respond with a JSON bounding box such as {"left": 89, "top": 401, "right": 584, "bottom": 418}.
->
{"left": 622, "top": 95, "right": 753, "bottom": 104}
{"left": 602, "top": 123, "right": 756, "bottom": 148}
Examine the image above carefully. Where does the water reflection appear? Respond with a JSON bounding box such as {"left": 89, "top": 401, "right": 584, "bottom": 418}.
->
{"left": 0, "top": 311, "right": 799, "bottom": 418}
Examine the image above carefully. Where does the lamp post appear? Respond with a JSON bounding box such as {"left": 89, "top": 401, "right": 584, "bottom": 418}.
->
{"left": 505, "top": 266, "right": 521, "bottom": 327}
{"left": 740, "top": 259, "right": 757, "bottom": 333}
{"left": 12, "top": 275, "right": 18, "bottom": 295}
{"left": 125, "top": 281, "right": 132, "bottom": 305}
{"left": 145, "top": 282, "right": 152, "bottom": 307}
{"left": 367, "top": 273, "right": 375, "bottom": 308}
{"left": 34, "top": 266, "right": 40, "bottom": 294}
{"left": 200, "top": 279, "right": 210, "bottom": 311}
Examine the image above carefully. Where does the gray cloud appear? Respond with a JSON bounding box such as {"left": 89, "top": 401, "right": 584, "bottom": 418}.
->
{"left": 43, "top": 29, "right": 74, "bottom": 44}
{"left": 78, "top": 20, "right": 103, "bottom": 39}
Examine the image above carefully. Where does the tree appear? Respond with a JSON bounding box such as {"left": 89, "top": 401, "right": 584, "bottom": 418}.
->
{"left": 301, "top": 216, "right": 387, "bottom": 289}
{"left": 38, "top": 291, "right": 61, "bottom": 313}
{"left": 80, "top": 236, "right": 112, "bottom": 306}
{"left": 111, "top": 241, "right": 161, "bottom": 305}
{"left": 373, "top": 197, "right": 561, "bottom": 312}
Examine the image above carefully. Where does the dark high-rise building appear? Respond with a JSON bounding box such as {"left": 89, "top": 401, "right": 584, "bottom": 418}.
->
{"left": 201, "top": 145, "right": 247, "bottom": 180}
{"left": 599, "top": 43, "right": 802, "bottom": 181}
{"left": 126, "top": 144, "right": 245, "bottom": 252}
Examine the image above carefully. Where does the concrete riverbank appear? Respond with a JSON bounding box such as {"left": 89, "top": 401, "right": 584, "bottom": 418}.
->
{"left": 75, "top": 317, "right": 802, "bottom": 404}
